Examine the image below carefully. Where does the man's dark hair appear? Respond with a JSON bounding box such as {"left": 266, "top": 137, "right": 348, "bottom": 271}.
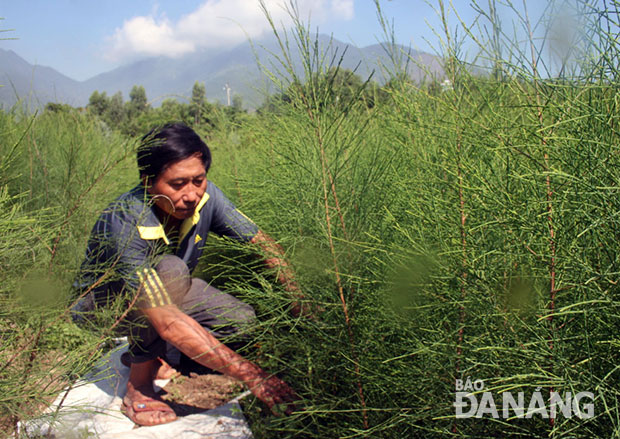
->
{"left": 137, "top": 123, "right": 212, "bottom": 180}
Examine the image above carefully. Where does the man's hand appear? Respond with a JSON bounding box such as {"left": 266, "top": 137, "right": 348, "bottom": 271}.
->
{"left": 290, "top": 297, "right": 324, "bottom": 320}
{"left": 245, "top": 370, "right": 300, "bottom": 416}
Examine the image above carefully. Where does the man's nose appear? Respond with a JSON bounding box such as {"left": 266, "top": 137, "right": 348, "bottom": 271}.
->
{"left": 182, "top": 188, "right": 198, "bottom": 204}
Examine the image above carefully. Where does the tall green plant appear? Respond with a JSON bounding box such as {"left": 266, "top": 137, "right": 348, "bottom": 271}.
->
{"left": 374, "top": 0, "right": 620, "bottom": 436}
{"left": 0, "top": 106, "right": 138, "bottom": 436}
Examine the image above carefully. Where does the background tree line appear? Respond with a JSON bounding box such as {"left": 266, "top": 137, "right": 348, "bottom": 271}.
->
{"left": 45, "top": 70, "right": 446, "bottom": 138}
{"left": 82, "top": 81, "right": 245, "bottom": 137}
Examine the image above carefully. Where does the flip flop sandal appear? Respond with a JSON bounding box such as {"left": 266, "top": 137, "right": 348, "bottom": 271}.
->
{"left": 121, "top": 397, "right": 177, "bottom": 427}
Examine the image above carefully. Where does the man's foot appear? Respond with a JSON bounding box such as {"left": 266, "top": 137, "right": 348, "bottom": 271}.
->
{"left": 122, "top": 384, "right": 177, "bottom": 426}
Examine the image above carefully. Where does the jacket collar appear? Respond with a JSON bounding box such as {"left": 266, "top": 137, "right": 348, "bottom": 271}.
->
{"left": 133, "top": 185, "right": 210, "bottom": 245}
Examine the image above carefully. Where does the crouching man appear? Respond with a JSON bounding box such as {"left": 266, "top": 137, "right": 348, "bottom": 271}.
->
{"left": 74, "top": 123, "right": 302, "bottom": 426}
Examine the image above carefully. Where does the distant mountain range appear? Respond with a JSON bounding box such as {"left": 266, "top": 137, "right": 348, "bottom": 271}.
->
{"left": 0, "top": 35, "right": 444, "bottom": 110}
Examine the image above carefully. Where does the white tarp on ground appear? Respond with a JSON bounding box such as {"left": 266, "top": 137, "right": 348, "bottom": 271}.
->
{"left": 20, "top": 345, "right": 253, "bottom": 439}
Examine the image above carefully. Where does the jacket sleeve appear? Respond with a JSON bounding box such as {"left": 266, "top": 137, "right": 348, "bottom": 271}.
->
{"left": 208, "top": 184, "right": 259, "bottom": 242}
{"left": 81, "top": 204, "right": 172, "bottom": 309}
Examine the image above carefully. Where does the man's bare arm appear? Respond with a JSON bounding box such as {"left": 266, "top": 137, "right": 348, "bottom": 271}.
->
{"left": 142, "top": 304, "right": 298, "bottom": 414}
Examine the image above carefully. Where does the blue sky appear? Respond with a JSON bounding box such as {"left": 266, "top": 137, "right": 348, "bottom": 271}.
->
{"left": 1, "top": 1, "right": 557, "bottom": 81}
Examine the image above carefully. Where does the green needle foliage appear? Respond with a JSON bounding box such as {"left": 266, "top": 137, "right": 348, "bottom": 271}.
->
{"left": 0, "top": 106, "right": 137, "bottom": 436}
{"left": 207, "top": 1, "right": 620, "bottom": 437}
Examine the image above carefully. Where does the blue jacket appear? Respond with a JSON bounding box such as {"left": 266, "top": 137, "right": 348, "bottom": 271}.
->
{"left": 75, "top": 181, "right": 258, "bottom": 307}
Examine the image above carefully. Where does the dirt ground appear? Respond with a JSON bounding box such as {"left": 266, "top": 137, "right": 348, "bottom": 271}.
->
{"left": 160, "top": 372, "right": 244, "bottom": 417}
{"left": 0, "top": 349, "right": 71, "bottom": 438}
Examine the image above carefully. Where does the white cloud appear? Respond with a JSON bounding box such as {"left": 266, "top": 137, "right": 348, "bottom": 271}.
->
{"left": 331, "top": 0, "right": 354, "bottom": 21}
{"left": 105, "top": 0, "right": 355, "bottom": 62}
{"left": 107, "top": 16, "right": 195, "bottom": 60}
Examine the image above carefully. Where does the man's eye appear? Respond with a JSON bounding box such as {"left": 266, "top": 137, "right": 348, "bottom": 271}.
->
{"left": 193, "top": 178, "right": 204, "bottom": 186}
{"left": 170, "top": 182, "right": 185, "bottom": 189}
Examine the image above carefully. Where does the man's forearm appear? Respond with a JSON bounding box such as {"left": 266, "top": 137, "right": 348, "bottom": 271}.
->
{"left": 146, "top": 306, "right": 261, "bottom": 383}
{"left": 143, "top": 305, "right": 299, "bottom": 413}
{"left": 138, "top": 231, "right": 307, "bottom": 407}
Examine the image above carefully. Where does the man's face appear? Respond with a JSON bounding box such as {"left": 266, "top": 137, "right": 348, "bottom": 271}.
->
{"left": 147, "top": 153, "right": 207, "bottom": 221}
